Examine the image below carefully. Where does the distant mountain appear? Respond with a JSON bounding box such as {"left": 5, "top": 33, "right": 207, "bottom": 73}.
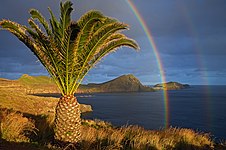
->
{"left": 79, "top": 74, "right": 154, "bottom": 93}
{"left": 153, "top": 82, "right": 190, "bottom": 90}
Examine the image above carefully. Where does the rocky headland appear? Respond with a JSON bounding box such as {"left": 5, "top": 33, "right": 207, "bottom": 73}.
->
{"left": 153, "top": 81, "right": 190, "bottom": 90}
{"left": 79, "top": 74, "right": 155, "bottom": 93}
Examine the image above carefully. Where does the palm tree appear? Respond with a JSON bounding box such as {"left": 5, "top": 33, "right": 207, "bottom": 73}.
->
{"left": 0, "top": 1, "right": 139, "bottom": 143}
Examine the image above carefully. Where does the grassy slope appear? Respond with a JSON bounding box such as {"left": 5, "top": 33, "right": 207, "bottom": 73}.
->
{"left": 0, "top": 77, "right": 92, "bottom": 115}
{"left": 0, "top": 87, "right": 57, "bottom": 115}
{"left": 18, "top": 74, "right": 55, "bottom": 85}
{"left": 17, "top": 74, "right": 60, "bottom": 94}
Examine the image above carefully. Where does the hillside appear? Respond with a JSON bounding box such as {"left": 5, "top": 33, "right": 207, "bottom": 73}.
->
{"left": 0, "top": 76, "right": 92, "bottom": 114}
{"left": 80, "top": 74, "right": 154, "bottom": 93}
{"left": 11, "top": 74, "right": 154, "bottom": 93}
{"left": 153, "top": 81, "right": 190, "bottom": 90}
{"left": 18, "top": 74, "right": 54, "bottom": 85}
{"left": 2, "top": 74, "right": 192, "bottom": 93}
{"left": 17, "top": 74, "right": 59, "bottom": 94}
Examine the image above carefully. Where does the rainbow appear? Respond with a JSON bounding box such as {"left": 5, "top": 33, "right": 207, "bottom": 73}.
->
{"left": 178, "top": 2, "right": 213, "bottom": 127}
{"left": 179, "top": 2, "right": 209, "bottom": 85}
{"left": 125, "top": 0, "right": 169, "bottom": 128}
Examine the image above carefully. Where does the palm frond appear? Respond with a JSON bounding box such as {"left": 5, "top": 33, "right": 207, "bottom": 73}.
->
{"left": 71, "top": 37, "right": 139, "bottom": 92}
{"left": 69, "top": 20, "right": 138, "bottom": 93}
{"left": 0, "top": 20, "right": 66, "bottom": 93}
{"left": 28, "top": 19, "right": 48, "bottom": 41}
{"left": 85, "top": 22, "right": 129, "bottom": 58}
{"left": 59, "top": 1, "right": 73, "bottom": 33}
{"left": 0, "top": 20, "right": 46, "bottom": 63}
{"left": 0, "top": 1, "right": 139, "bottom": 96}
{"left": 74, "top": 10, "right": 104, "bottom": 57}
{"left": 48, "top": 7, "right": 60, "bottom": 42}
{"left": 29, "top": 9, "right": 52, "bottom": 36}
{"left": 72, "top": 22, "right": 128, "bottom": 83}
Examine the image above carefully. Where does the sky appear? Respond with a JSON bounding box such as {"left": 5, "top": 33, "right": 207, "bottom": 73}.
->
{"left": 0, "top": 0, "right": 226, "bottom": 85}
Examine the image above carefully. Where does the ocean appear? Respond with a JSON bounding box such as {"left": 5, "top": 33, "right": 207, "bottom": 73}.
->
{"left": 78, "top": 85, "right": 226, "bottom": 140}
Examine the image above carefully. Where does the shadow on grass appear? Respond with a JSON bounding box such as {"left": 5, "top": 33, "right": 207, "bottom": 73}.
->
{"left": 30, "top": 93, "right": 61, "bottom": 98}
{"left": 0, "top": 138, "right": 51, "bottom": 150}
{"left": 0, "top": 108, "right": 54, "bottom": 146}
{"left": 173, "top": 141, "right": 213, "bottom": 150}
{"left": 30, "top": 93, "right": 92, "bottom": 98}
{"left": 21, "top": 113, "right": 54, "bottom": 145}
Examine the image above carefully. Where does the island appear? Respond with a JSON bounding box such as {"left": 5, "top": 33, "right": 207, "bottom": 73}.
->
{"left": 153, "top": 81, "right": 190, "bottom": 90}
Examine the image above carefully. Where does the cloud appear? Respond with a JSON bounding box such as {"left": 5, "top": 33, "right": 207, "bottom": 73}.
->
{"left": 1, "top": 0, "right": 226, "bottom": 85}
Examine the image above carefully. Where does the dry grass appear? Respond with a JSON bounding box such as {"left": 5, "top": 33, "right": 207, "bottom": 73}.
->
{"left": 79, "top": 120, "right": 214, "bottom": 150}
{"left": 0, "top": 109, "right": 37, "bottom": 142}
{"left": 0, "top": 87, "right": 57, "bottom": 116}
{"left": 0, "top": 110, "right": 221, "bottom": 150}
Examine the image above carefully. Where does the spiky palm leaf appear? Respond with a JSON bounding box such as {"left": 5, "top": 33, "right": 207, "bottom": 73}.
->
{"left": 0, "top": 1, "right": 139, "bottom": 143}
{"left": 0, "top": 1, "right": 139, "bottom": 96}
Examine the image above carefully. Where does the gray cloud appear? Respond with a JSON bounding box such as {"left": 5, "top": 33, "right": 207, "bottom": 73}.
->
{"left": 0, "top": 0, "right": 226, "bottom": 85}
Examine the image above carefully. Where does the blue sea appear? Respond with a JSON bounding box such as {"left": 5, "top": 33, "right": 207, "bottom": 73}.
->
{"left": 77, "top": 85, "right": 226, "bottom": 140}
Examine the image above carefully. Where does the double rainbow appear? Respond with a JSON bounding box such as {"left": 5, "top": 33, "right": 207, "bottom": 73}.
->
{"left": 126, "top": 0, "right": 169, "bottom": 128}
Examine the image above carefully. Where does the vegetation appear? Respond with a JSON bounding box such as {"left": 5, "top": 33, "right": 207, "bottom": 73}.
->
{"left": 1, "top": 108, "right": 225, "bottom": 150}
{"left": 0, "top": 0, "right": 138, "bottom": 144}
{"left": 0, "top": 109, "right": 36, "bottom": 143}
{"left": 80, "top": 120, "right": 215, "bottom": 150}
{"left": 18, "top": 74, "right": 54, "bottom": 85}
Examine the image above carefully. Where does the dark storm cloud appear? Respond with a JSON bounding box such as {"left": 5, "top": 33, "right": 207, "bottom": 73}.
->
{"left": 0, "top": 0, "right": 136, "bottom": 69}
{"left": 0, "top": 0, "right": 61, "bottom": 79}
{"left": 0, "top": 1, "right": 60, "bottom": 25}
{"left": 132, "top": 0, "right": 226, "bottom": 38}
{"left": 1, "top": 0, "right": 226, "bottom": 84}
{"left": 155, "top": 36, "right": 226, "bottom": 56}
{"left": 84, "top": 46, "right": 159, "bottom": 83}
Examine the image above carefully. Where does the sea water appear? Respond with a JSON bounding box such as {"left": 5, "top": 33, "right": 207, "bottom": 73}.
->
{"left": 78, "top": 85, "right": 226, "bottom": 140}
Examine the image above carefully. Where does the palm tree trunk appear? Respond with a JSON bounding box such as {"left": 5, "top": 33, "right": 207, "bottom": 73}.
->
{"left": 54, "top": 95, "right": 81, "bottom": 143}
